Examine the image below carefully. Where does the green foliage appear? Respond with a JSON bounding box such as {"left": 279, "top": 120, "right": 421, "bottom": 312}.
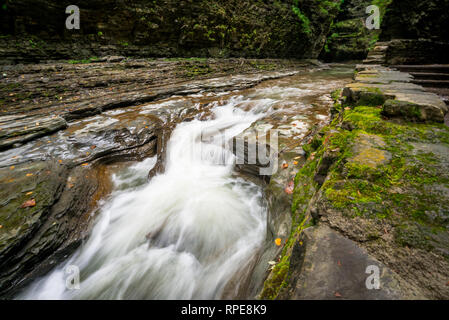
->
{"left": 292, "top": 0, "right": 311, "bottom": 34}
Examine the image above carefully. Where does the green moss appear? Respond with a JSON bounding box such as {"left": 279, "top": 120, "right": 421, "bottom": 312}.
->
{"left": 259, "top": 255, "right": 290, "bottom": 300}
{"left": 67, "top": 57, "right": 98, "bottom": 64}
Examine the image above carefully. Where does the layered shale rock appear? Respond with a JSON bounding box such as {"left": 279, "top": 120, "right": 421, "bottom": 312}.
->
{"left": 0, "top": 0, "right": 342, "bottom": 63}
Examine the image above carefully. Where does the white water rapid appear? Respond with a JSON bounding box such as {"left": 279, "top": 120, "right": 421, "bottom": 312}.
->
{"left": 20, "top": 97, "right": 269, "bottom": 300}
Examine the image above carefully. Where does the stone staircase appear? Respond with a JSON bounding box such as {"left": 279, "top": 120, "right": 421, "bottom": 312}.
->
{"left": 362, "top": 42, "right": 389, "bottom": 65}
{"left": 389, "top": 64, "right": 449, "bottom": 105}
{"left": 363, "top": 42, "right": 449, "bottom": 108}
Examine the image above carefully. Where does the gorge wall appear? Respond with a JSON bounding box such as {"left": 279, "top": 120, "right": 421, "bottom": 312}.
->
{"left": 0, "top": 0, "right": 344, "bottom": 64}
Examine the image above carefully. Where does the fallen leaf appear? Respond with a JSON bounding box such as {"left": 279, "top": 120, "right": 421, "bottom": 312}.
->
{"left": 285, "top": 181, "right": 294, "bottom": 195}
{"left": 35, "top": 122, "right": 40, "bottom": 126}
{"left": 335, "top": 292, "right": 342, "bottom": 298}
{"left": 10, "top": 166, "right": 15, "bottom": 170}
{"left": 275, "top": 238, "right": 282, "bottom": 246}
{"left": 293, "top": 161, "right": 299, "bottom": 165}
{"left": 58, "top": 159, "right": 63, "bottom": 164}
{"left": 21, "top": 199, "right": 36, "bottom": 208}
{"left": 91, "top": 145, "right": 96, "bottom": 149}
{"left": 0, "top": 225, "right": 3, "bottom": 229}
{"left": 299, "top": 241, "right": 303, "bottom": 246}
{"left": 81, "top": 163, "right": 89, "bottom": 166}
{"left": 26, "top": 173, "right": 33, "bottom": 177}
{"left": 282, "top": 163, "right": 289, "bottom": 169}
{"left": 268, "top": 261, "right": 277, "bottom": 266}
{"left": 26, "top": 192, "right": 33, "bottom": 196}
{"left": 357, "top": 190, "right": 361, "bottom": 196}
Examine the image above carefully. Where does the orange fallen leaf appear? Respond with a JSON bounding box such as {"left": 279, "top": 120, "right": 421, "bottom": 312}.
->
{"left": 282, "top": 163, "right": 289, "bottom": 169}
{"left": 21, "top": 199, "right": 36, "bottom": 208}
{"left": 335, "top": 292, "right": 342, "bottom": 298}
{"left": 293, "top": 161, "right": 299, "bottom": 165}
{"left": 26, "top": 192, "right": 33, "bottom": 196}
{"left": 10, "top": 166, "right": 15, "bottom": 170}
{"left": 285, "top": 181, "right": 294, "bottom": 195}
{"left": 275, "top": 238, "right": 282, "bottom": 246}
{"left": 26, "top": 173, "right": 33, "bottom": 177}
{"left": 58, "top": 160, "right": 63, "bottom": 164}
{"left": 91, "top": 145, "right": 96, "bottom": 149}
{"left": 81, "top": 163, "right": 89, "bottom": 166}
{"left": 0, "top": 225, "right": 3, "bottom": 229}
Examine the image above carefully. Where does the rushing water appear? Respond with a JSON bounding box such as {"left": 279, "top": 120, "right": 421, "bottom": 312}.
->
{"left": 19, "top": 64, "right": 354, "bottom": 300}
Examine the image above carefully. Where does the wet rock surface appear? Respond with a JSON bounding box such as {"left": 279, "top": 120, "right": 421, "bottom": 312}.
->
{"left": 279, "top": 225, "right": 424, "bottom": 299}
{"left": 0, "top": 59, "right": 318, "bottom": 298}
{"left": 261, "top": 61, "right": 449, "bottom": 300}
{"left": 0, "top": 59, "right": 310, "bottom": 150}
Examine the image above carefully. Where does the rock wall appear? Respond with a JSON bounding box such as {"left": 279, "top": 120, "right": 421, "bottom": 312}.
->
{"left": 320, "top": 0, "right": 389, "bottom": 61}
{"left": 379, "top": 0, "right": 449, "bottom": 65}
{"left": 0, "top": 0, "right": 342, "bottom": 63}
{"left": 380, "top": 0, "right": 449, "bottom": 42}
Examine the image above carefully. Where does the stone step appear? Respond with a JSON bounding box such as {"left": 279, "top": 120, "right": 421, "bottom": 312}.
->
{"left": 363, "top": 58, "right": 384, "bottom": 64}
{"left": 370, "top": 46, "right": 388, "bottom": 54}
{"left": 422, "top": 87, "right": 449, "bottom": 105}
{"left": 392, "top": 65, "right": 449, "bottom": 74}
{"left": 410, "top": 72, "right": 449, "bottom": 81}
{"left": 412, "top": 79, "right": 449, "bottom": 88}
{"left": 367, "top": 54, "right": 385, "bottom": 60}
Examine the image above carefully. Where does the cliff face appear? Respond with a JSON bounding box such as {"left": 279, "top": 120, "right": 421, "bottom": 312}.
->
{"left": 379, "top": 0, "right": 449, "bottom": 65}
{"left": 0, "top": 0, "right": 341, "bottom": 63}
{"left": 319, "top": 0, "right": 390, "bottom": 62}
{"left": 380, "top": 0, "right": 449, "bottom": 42}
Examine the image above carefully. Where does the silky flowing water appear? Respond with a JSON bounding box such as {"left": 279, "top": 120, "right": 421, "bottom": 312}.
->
{"left": 19, "top": 64, "right": 353, "bottom": 300}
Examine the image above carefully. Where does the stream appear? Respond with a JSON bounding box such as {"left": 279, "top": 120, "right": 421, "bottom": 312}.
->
{"left": 18, "top": 64, "right": 354, "bottom": 300}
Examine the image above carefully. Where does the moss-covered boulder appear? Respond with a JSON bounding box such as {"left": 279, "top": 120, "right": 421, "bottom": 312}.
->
{"left": 261, "top": 93, "right": 449, "bottom": 299}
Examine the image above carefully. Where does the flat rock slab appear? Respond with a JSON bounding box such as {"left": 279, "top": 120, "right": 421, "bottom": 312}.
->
{"left": 0, "top": 115, "right": 67, "bottom": 150}
{"left": 286, "top": 225, "right": 425, "bottom": 300}
{"left": 345, "top": 66, "right": 448, "bottom": 122}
